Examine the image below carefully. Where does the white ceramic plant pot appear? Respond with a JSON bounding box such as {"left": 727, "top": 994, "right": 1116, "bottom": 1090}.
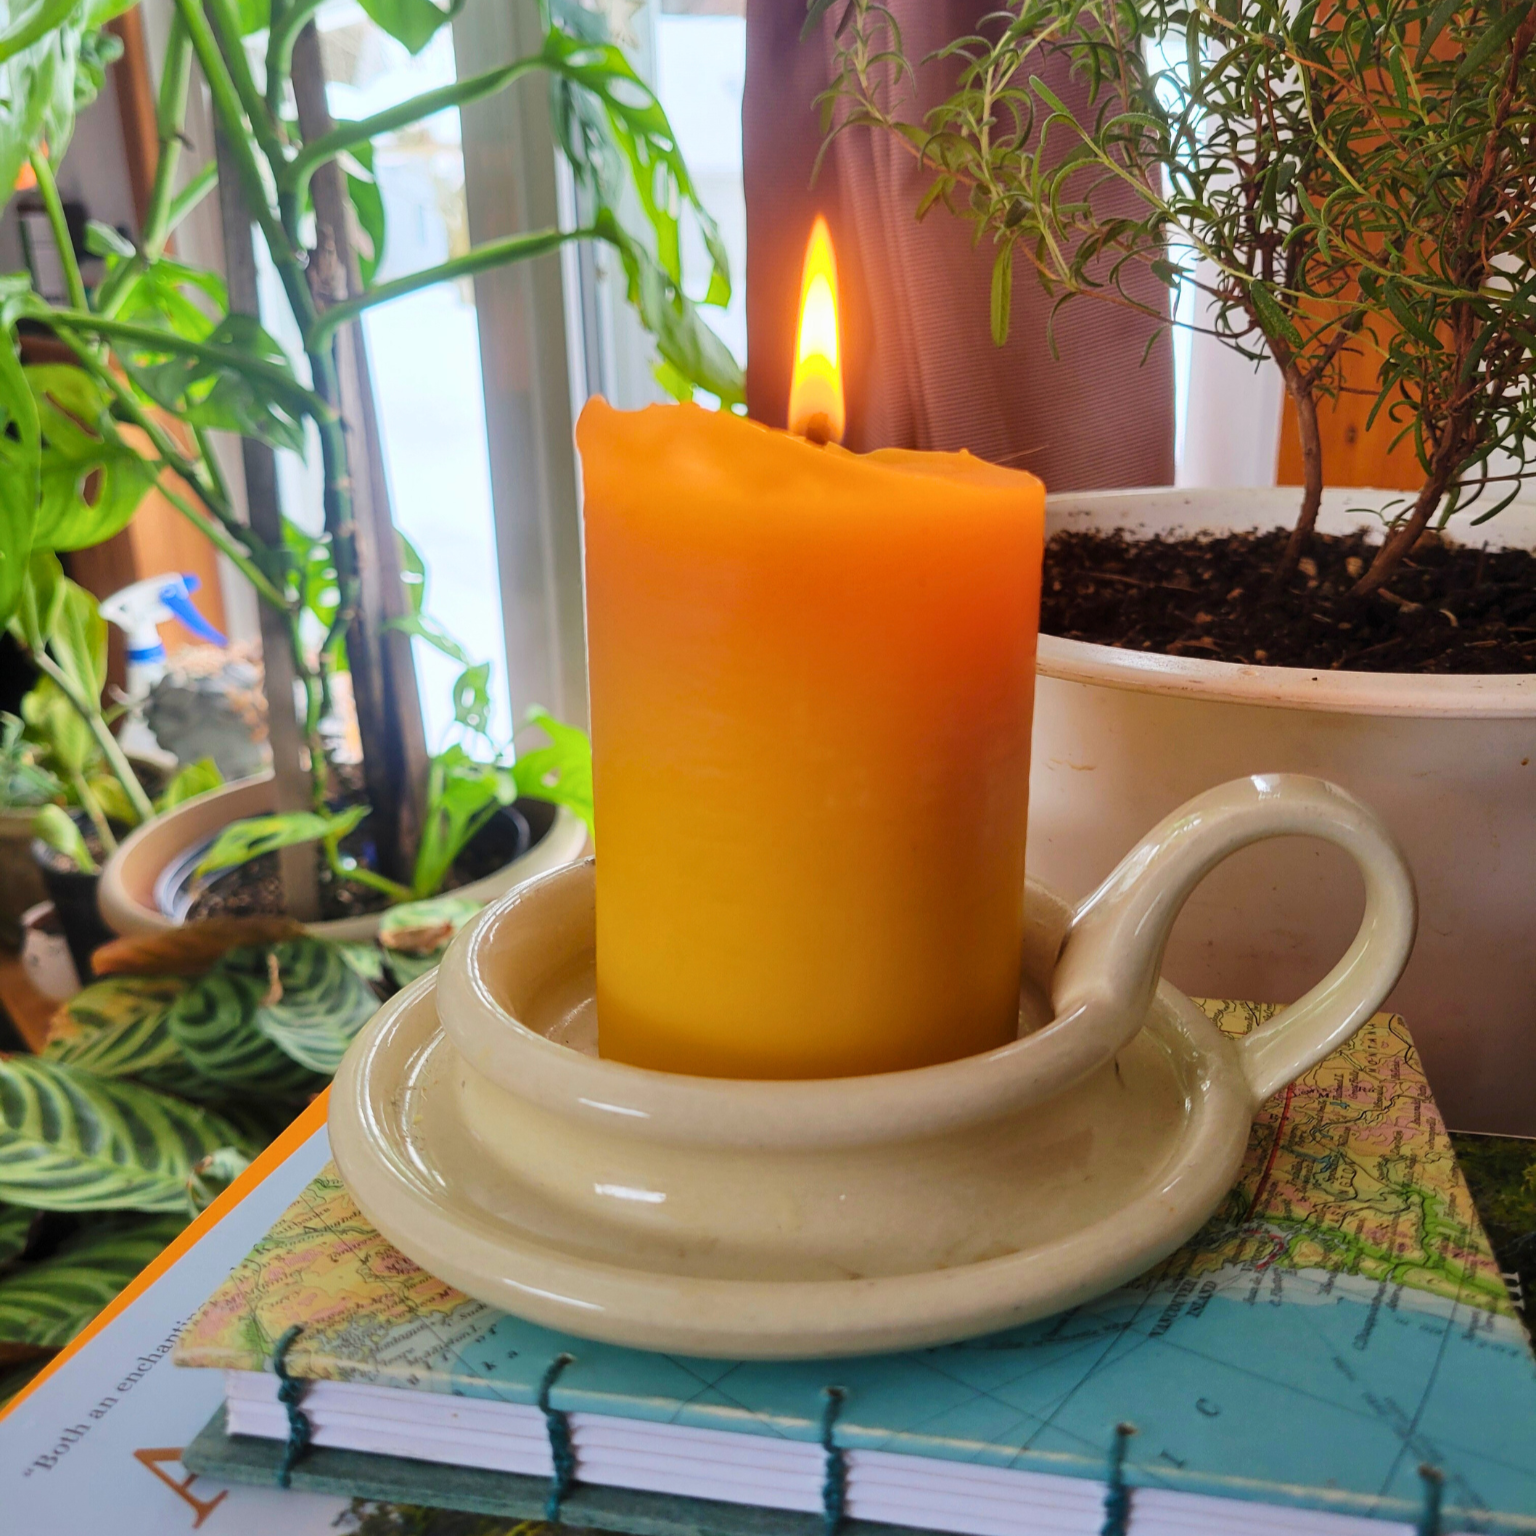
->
{"left": 97, "top": 771, "right": 590, "bottom": 943}
{"left": 1032, "top": 486, "right": 1536, "bottom": 1136}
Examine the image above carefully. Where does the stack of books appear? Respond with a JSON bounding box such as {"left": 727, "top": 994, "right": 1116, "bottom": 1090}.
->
{"left": 175, "top": 1003, "right": 1536, "bottom": 1534}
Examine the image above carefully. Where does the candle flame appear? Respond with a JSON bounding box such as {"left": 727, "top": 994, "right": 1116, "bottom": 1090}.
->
{"left": 787, "top": 215, "right": 844, "bottom": 445}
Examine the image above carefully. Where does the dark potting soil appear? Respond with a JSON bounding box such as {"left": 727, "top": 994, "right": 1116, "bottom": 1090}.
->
{"left": 1041, "top": 527, "right": 1536, "bottom": 672}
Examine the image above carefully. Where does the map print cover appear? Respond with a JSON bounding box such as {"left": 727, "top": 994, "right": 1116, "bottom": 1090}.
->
{"left": 177, "top": 1005, "right": 1536, "bottom": 1531}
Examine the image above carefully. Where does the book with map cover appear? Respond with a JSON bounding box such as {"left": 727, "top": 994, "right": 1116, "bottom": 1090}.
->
{"left": 175, "top": 1004, "right": 1536, "bottom": 1535}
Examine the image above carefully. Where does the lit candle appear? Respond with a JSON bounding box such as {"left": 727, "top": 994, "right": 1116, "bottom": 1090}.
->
{"left": 577, "top": 221, "right": 1045, "bottom": 1080}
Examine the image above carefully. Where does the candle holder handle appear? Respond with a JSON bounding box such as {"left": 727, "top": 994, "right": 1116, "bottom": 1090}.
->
{"left": 1051, "top": 774, "right": 1417, "bottom": 1107}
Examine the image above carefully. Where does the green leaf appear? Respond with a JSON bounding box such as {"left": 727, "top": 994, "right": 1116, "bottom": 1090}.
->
{"left": 233, "top": 0, "right": 268, "bottom": 34}
{"left": 252, "top": 938, "right": 378, "bottom": 1074}
{"left": 21, "top": 676, "right": 95, "bottom": 781}
{"left": 0, "top": 1212, "right": 186, "bottom": 1348}
{"left": 27, "top": 365, "right": 157, "bottom": 553}
{"left": 378, "top": 893, "right": 480, "bottom": 985}
{"left": 1457, "top": 2, "right": 1527, "bottom": 80}
{"left": 10, "top": 548, "right": 61, "bottom": 656}
{"left": 47, "top": 571, "right": 106, "bottom": 702}
{"left": 512, "top": 705, "right": 593, "bottom": 836}
{"left": 451, "top": 660, "right": 491, "bottom": 736}
{"left": 0, "top": 0, "right": 78, "bottom": 65}
{"left": 155, "top": 757, "right": 223, "bottom": 813}
{"left": 105, "top": 249, "right": 226, "bottom": 342}
{"left": 0, "top": 8, "right": 93, "bottom": 201}
{"left": 334, "top": 940, "right": 386, "bottom": 985}
{"left": 0, "top": 333, "right": 39, "bottom": 632}
{"left": 990, "top": 242, "right": 1014, "bottom": 346}
{"left": 32, "top": 802, "right": 93, "bottom": 871}
{"left": 121, "top": 314, "right": 307, "bottom": 456}
{"left": 357, "top": 0, "right": 461, "bottom": 54}
{"left": 1247, "top": 278, "right": 1303, "bottom": 350}
{"left": 43, "top": 975, "right": 189, "bottom": 1079}
{"left": 165, "top": 965, "right": 320, "bottom": 1093}
{"left": 344, "top": 141, "right": 387, "bottom": 289}
{"left": 412, "top": 744, "right": 510, "bottom": 899}
{"left": 0, "top": 1054, "right": 247, "bottom": 1212}
{"left": 197, "top": 804, "right": 368, "bottom": 877}
{"left": 185, "top": 1145, "right": 249, "bottom": 1212}
{"left": 386, "top": 609, "right": 470, "bottom": 665}
{"left": 0, "top": 1202, "right": 32, "bottom": 1264}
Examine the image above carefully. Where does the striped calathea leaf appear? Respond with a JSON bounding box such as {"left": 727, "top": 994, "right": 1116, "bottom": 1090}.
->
{"left": 250, "top": 938, "right": 381, "bottom": 1075}
{"left": 165, "top": 960, "right": 321, "bottom": 1094}
{"left": 0, "top": 1056, "right": 247, "bottom": 1213}
{"left": 0, "top": 1213, "right": 188, "bottom": 1348}
{"left": 44, "top": 975, "right": 189, "bottom": 1079}
{"left": 0, "top": 1203, "right": 31, "bottom": 1265}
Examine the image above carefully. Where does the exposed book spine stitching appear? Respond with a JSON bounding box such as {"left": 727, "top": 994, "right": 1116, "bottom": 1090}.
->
{"left": 539, "top": 1352, "right": 577, "bottom": 1520}
{"left": 820, "top": 1386, "right": 847, "bottom": 1536}
{"left": 272, "top": 1325, "right": 313, "bottom": 1488}
{"left": 1100, "top": 1423, "right": 1134, "bottom": 1536}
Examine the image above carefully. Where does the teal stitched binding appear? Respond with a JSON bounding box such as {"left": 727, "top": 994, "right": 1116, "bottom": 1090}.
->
{"left": 820, "top": 1385, "right": 848, "bottom": 1536}
{"left": 1417, "top": 1463, "right": 1445, "bottom": 1536}
{"left": 538, "top": 1352, "right": 578, "bottom": 1520}
{"left": 1100, "top": 1422, "right": 1136, "bottom": 1536}
{"left": 271, "top": 1324, "right": 312, "bottom": 1488}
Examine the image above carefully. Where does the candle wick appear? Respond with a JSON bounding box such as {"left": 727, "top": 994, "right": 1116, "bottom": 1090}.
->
{"left": 798, "top": 412, "right": 835, "bottom": 446}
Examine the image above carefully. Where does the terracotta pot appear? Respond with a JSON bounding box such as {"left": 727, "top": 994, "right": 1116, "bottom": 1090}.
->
{"left": 1030, "top": 486, "right": 1536, "bottom": 1135}
{"left": 97, "top": 771, "right": 591, "bottom": 943}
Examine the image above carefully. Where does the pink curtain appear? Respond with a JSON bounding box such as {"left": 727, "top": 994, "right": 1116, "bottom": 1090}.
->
{"left": 743, "top": 0, "right": 1175, "bottom": 489}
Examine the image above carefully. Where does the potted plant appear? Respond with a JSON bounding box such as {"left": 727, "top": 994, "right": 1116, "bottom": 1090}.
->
{"left": 0, "top": 0, "right": 741, "bottom": 952}
{"left": 818, "top": 0, "right": 1536, "bottom": 1134}
{"left": 0, "top": 715, "right": 57, "bottom": 949}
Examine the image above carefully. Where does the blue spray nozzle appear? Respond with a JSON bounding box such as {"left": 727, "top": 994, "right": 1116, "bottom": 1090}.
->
{"left": 160, "top": 577, "right": 227, "bottom": 646}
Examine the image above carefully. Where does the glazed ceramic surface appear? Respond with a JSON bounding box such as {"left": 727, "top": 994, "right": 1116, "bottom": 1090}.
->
{"left": 330, "top": 775, "right": 1416, "bottom": 1358}
{"left": 1032, "top": 486, "right": 1536, "bottom": 1135}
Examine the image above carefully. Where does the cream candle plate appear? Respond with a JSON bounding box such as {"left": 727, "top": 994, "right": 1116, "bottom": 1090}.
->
{"left": 330, "top": 775, "right": 1417, "bottom": 1359}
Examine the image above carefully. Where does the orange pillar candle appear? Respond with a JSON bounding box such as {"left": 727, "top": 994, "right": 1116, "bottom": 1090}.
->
{"left": 577, "top": 399, "right": 1046, "bottom": 1079}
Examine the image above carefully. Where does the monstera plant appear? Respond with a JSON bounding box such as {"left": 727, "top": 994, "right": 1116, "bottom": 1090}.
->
{"left": 0, "top": 0, "right": 737, "bottom": 906}
{"left": 0, "top": 0, "right": 741, "bottom": 1400}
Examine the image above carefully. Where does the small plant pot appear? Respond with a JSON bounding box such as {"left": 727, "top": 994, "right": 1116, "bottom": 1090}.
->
{"left": 32, "top": 824, "right": 114, "bottom": 985}
{"left": 0, "top": 807, "right": 49, "bottom": 950}
{"left": 20, "top": 901, "right": 81, "bottom": 1001}
{"left": 97, "top": 771, "right": 591, "bottom": 942}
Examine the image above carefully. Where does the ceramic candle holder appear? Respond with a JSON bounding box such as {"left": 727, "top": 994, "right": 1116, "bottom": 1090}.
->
{"left": 330, "top": 774, "right": 1416, "bottom": 1359}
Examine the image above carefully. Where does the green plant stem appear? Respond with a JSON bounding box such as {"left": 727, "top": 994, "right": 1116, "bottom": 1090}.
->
{"left": 163, "top": 161, "right": 219, "bottom": 235}
{"left": 306, "top": 225, "right": 592, "bottom": 351}
{"left": 98, "top": 15, "right": 194, "bottom": 319}
{"left": 203, "top": 0, "right": 290, "bottom": 189}
{"left": 68, "top": 768, "right": 116, "bottom": 855}
{"left": 282, "top": 55, "right": 540, "bottom": 205}
{"left": 322, "top": 833, "right": 410, "bottom": 904}
{"left": 51, "top": 329, "right": 289, "bottom": 609}
{"left": 265, "top": 0, "right": 324, "bottom": 120}
{"left": 173, "top": 0, "right": 317, "bottom": 334}
{"left": 27, "top": 149, "right": 87, "bottom": 315}
{"left": 47, "top": 307, "right": 332, "bottom": 425}
{"left": 32, "top": 654, "right": 155, "bottom": 825}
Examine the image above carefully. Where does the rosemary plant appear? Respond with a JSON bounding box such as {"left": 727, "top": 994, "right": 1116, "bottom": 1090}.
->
{"left": 816, "top": 0, "right": 1536, "bottom": 593}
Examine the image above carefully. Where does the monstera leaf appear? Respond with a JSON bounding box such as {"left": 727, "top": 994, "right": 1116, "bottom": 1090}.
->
{"left": 0, "top": 1211, "right": 186, "bottom": 1347}
{"left": 251, "top": 939, "right": 380, "bottom": 1075}
{"left": 165, "top": 964, "right": 319, "bottom": 1094}
{"left": 0, "top": 334, "right": 39, "bottom": 632}
{"left": 44, "top": 975, "right": 189, "bottom": 1080}
{"left": 27, "top": 365, "right": 157, "bottom": 553}
{"left": 0, "top": 1055, "right": 247, "bottom": 1213}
